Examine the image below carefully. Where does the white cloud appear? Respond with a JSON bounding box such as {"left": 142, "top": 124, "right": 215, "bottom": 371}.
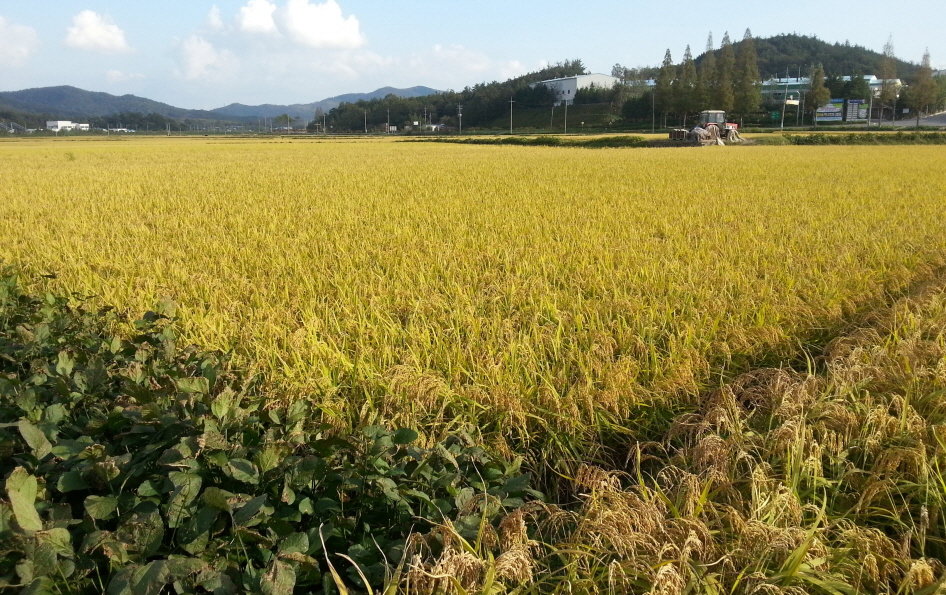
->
{"left": 429, "top": 44, "right": 491, "bottom": 73}
{"left": 238, "top": 0, "right": 277, "bottom": 34}
{"left": 0, "top": 16, "right": 39, "bottom": 66}
{"left": 499, "top": 60, "right": 528, "bottom": 80}
{"left": 399, "top": 45, "right": 534, "bottom": 92}
{"left": 207, "top": 5, "right": 225, "bottom": 31}
{"left": 106, "top": 70, "right": 145, "bottom": 83}
{"left": 65, "top": 10, "right": 131, "bottom": 53}
{"left": 176, "top": 34, "right": 238, "bottom": 82}
{"left": 276, "top": 0, "right": 364, "bottom": 49}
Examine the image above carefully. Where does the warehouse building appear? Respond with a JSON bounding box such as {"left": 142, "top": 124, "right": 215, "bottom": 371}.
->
{"left": 46, "top": 121, "right": 90, "bottom": 132}
{"left": 531, "top": 74, "right": 620, "bottom": 105}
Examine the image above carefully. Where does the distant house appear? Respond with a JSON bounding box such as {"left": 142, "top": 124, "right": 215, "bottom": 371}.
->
{"left": 46, "top": 121, "right": 90, "bottom": 132}
{"left": 530, "top": 74, "right": 620, "bottom": 106}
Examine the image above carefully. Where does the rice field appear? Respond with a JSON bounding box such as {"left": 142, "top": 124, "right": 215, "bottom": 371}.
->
{"left": 1, "top": 137, "right": 945, "bottom": 458}
{"left": 4, "top": 136, "right": 946, "bottom": 592}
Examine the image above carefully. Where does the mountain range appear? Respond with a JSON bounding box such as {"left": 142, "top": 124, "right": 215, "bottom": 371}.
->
{"left": 0, "top": 33, "right": 928, "bottom": 127}
{"left": 0, "top": 85, "right": 440, "bottom": 124}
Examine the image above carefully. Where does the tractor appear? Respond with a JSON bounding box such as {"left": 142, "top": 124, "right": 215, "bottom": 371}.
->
{"left": 669, "top": 110, "right": 743, "bottom": 145}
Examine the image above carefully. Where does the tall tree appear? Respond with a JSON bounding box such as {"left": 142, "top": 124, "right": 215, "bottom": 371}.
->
{"left": 698, "top": 32, "right": 717, "bottom": 110}
{"left": 878, "top": 36, "right": 898, "bottom": 120}
{"left": 677, "top": 45, "right": 699, "bottom": 125}
{"left": 806, "top": 64, "right": 830, "bottom": 126}
{"left": 843, "top": 70, "right": 870, "bottom": 100}
{"left": 611, "top": 63, "right": 627, "bottom": 83}
{"left": 655, "top": 49, "right": 677, "bottom": 127}
{"left": 734, "top": 28, "right": 761, "bottom": 119}
{"left": 909, "top": 49, "right": 938, "bottom": 128}
{"left": 716, "top": 32, "right": 735, "bottom": 113}
{"left": 842, "top": 72, "right": 870, "bottom": 100}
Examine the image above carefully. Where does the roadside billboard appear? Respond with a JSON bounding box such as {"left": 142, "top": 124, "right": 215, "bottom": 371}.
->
{"left": 816, "top": 99, "right": 844, "bottom": 122}
{"left": 845, "top": 99, "right": 867, "bottom": 121}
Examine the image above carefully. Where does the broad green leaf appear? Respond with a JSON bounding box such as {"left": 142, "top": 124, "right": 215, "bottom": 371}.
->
{"left": 38, "top": 527, "right": 74, "bottom": 558}
{"left": 175, "top": 376, "right": 208, "bottom": 395}
{"left": 18, "top": 419, "right": 53, "bottom": 459}
{"left": 136, "top": 480, "right": 162, "bottom": 498}
{"left": 233, "top": 495, "right": 270, "bottom": 527}
{"left": 287, "top": 399, "right": 307, "bottom": 424}
{"left": 43, "top": 404, "right": 67, "bottom": 424}
{"left": 210, "top": 388, "right": 236, "bottom": 420}
{"left": 260, "top": 560, "right": 296, "bottom": 595}
{"left": 256, "top": 446, "right": 281, "bottom": 473}
{"left": 115, "top": 510, "right": 164, "bottom": 556}
{"left": 6, "top": 467, "right": 42, "bottom": 531}
{"left": 180, "top": 506, "right": 218, "bottom": 555}
{"left": 55, "top": 350, "right": 75, "bottom": 377}
{"left": 85, "top": 495, "right": 118, "bottom": 520}
{"left": 393, "top": 428, "right": 419, "bottom": 445}
{"left": 130, "top": 560, "right": 171, "bottom": 595}
{"left": 202, "top": 487, "right": 236, "bottom": 511}
{"left": 500, "top": 473, "right": 531, "bottom": 495}
{"left": 31, "top": 540, "right": 58, "bottom": 576}
{"left": 166, "top": 472, "right": 202, "bottom": 528}
{"left": 16, "top": 559, "right": 34, "bottom": 584}
{"left": 196, "top": 570, "right": 239, "bottom": 594}
{"left": 280, "top": 532, "right": 309, "bottom": 554}
{"left": 155, "top": 297, "right": 178, "bottom": 318}
{"left": 297, "top": 497, "right": 314, "bottom": 515}
{"left": 0, "top": 502, "right": 13, "bottom": 533}
{"left": 51, "top": 437, "right": 94, "bottom": 460}
{"left": 165, "top": 556, "right": 206, "bottom": 578}
{"left": 105, "top": 564, "right": 137, "bottom": 595}
{"left": 228, "top": 459, "right": 259, "bottom": 485}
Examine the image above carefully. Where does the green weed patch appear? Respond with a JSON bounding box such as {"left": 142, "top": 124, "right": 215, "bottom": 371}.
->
{"left": 0, "top": 270, "right": 540, "bottom": 593}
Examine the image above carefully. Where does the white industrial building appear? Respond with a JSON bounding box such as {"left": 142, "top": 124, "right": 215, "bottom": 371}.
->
{"left": 46, "top": 121, "right": 90, "bottom": 132}
{"left": 531, "top": 74, "right": 620, "bottom": 105}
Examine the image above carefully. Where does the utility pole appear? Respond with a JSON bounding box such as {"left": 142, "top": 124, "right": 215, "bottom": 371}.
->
{"left": 550, "top": 105, "right": 555, "bottom": 129}
{"left": 386, "top": 109, "right": 390, "bottom": 133}
{"left": 457, "top": 103, "right": 463, "bottom": 134}
{"left": 564, "top": 100, "right": 569, "bottom": 133}
{"left": 650, "top": 87, "right": 657, "bottom": 134}
{"left": 364, "top": 110, "right": 367, "bottom": 133}
{"left": 509, "top": 97, "right": 515, "bottom": 133}
{"left": 780, "top": 69, "right": 790, "bottom": 130}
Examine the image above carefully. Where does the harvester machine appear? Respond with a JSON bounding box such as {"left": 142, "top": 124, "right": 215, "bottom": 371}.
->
{"left": 669, "top": 110, "right": 743, "bottom": 145}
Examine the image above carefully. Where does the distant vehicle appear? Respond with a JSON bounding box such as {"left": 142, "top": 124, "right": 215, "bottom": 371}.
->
{"left": 669, "top": 110, "right": 743, "bottom": 145}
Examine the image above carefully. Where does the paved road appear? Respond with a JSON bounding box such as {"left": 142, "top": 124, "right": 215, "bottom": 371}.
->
{"left": 888, "top": 110, "right": 946, "bottom": 128}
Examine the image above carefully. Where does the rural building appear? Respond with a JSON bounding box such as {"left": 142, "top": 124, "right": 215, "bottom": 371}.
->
{"left": 761, "top": 75, "right": 902, "bottom": 104}
{"left": 531, "top": 74, "right": 620, "bottom": 105}
{"left": 46, "top": 120, "right": 90, "bottom": 132}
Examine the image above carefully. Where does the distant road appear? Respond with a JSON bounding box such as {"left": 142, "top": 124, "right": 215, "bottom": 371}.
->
{"left": 889, "top": 111, "right": 946, "bottom": 128}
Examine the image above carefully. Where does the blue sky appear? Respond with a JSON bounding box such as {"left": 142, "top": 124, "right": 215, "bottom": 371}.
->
{"left": 0, "top": 1, "right": 942, "bottom": 109}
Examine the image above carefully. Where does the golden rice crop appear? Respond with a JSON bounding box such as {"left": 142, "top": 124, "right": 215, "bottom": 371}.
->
{"left": 1, "top": 137, "right": 945, "bottom": 457}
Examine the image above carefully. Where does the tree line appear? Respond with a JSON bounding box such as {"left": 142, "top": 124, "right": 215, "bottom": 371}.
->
{"left": 319, "top": 60, "right": 589, "bottom": 132}
{"left": 618, "top": 32, "right": 944, "bottom": 128}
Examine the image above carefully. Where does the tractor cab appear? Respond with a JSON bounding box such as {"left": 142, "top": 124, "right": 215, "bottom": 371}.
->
{"left": 698, "top": 110, "right": 737, "bottom": 130}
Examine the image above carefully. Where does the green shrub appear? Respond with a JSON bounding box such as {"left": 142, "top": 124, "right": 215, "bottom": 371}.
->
{"left": 0, "top": 270, "right": 540, "bottom": 593}
{"left": 785, "top": 132, "right": 946, "bottom": 145}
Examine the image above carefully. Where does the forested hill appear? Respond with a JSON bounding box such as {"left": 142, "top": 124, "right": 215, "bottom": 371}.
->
{"left": 0, "top": 86, "right": 212, "bottom": 120}
{"left": 699, "top": 33, "right": 919, "bottom": 79}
